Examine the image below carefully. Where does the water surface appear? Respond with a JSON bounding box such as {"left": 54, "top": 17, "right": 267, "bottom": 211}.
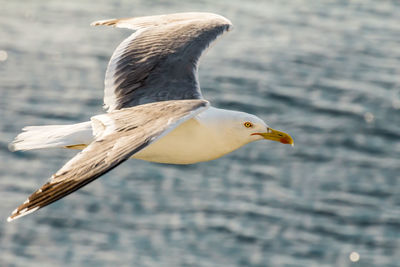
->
{"left": 1, "top": 1, "right": 400, "bottom": 266}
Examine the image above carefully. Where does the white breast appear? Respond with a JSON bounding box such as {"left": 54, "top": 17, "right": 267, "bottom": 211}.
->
{"left": 132, "top": 107, "right": 249, "bottom": 164}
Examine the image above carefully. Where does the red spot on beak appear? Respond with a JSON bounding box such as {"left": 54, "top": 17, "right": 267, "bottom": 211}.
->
{"left": 280, "top": 138, "right": 290, "bottom": 144}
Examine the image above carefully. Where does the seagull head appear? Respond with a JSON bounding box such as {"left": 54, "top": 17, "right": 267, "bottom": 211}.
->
{"left": 235, "top": 113, "right": 294, "bottom": 146}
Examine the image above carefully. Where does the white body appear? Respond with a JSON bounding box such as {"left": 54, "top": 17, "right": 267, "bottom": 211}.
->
{"left": 134, "top": 107, "right": 260, "bottom": 164}
{"left": 11, "top": 107, "right": 265, "bottom": 164}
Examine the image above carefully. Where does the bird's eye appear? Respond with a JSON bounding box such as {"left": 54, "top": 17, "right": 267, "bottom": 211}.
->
{"left": 244, "top": 122, "right": 253, "bottom": 128}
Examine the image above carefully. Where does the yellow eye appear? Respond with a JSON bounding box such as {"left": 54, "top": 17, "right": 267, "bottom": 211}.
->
{"left": 244, "top": 122, "right": 253, "bottom": 128}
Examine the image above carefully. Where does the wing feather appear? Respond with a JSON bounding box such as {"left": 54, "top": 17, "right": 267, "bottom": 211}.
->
{"left": 91, "top": 12, "right": 232, "bottom": 111}
{"left": 8, "top": 100, "right": 209, "bottom": 221}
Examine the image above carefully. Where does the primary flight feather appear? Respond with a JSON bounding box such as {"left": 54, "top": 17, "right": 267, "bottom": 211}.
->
{"left": 8, "top": 12, "right": 293, "bottom": 222}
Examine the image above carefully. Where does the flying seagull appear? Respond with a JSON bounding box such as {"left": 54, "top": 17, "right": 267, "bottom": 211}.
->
{"left": 8, "top": 12, "right": 293, "bottom": 222}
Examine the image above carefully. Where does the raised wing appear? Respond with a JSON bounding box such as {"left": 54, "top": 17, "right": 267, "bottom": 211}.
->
{"left": 8, "top": 99, "right": 209, "bottom": 221}
{"left": 91, "top": 12, "right": 232, "bottom": 111}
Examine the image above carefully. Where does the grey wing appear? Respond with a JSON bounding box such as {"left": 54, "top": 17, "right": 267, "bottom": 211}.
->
{"left": 8, "top": 99, "right": 209, "bottom": 221}
{"left": 91, "top": 12, "right": 232, "bottom": 112}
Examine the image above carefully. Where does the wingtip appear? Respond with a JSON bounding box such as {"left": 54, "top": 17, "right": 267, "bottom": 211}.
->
{"left": 90, "top": 21, "right": 101, "bottom": 27}
{"left": 8, "top": 197, "right": 39, "bottom": 222}
{"left": 8, "top": 142, "right": 16, "bottom": 152}
{"left": 7, "top": 207, "right": 19, "bottom": 222}
{"left": 90, "top": 19, "right": 118, "bottom": 27}
{"left": 90, "top": 20, "right": 101, "bottom": 27}
{"left": 7, "top": 206, "right": 40, "bottom": 222}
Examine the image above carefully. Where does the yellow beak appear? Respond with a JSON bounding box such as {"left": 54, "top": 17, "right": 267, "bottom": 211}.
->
{"left": 252, "top": 128, "right": 294, "bottom": 146}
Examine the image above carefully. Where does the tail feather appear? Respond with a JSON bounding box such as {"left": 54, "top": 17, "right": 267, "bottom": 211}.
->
{"left": 9, "top": 121, "right": 93, "bottom": 151}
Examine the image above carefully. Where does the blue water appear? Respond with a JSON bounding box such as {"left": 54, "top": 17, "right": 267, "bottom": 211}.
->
{"left": 1, "top": 1, "right": 400, "bottom": 266}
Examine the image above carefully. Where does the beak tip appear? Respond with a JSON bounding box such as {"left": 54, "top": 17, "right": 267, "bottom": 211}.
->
{"left": 259, "top": 128, "right": 294, "bottom": 147}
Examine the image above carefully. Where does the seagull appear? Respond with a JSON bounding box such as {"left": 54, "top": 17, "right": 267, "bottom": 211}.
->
{"left": 7, "top": 12, "right": 293, "bottom": 222}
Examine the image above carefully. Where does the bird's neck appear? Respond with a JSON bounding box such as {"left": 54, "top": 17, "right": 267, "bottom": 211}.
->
{"left": 195, "top": 106, "right": 253, "bottom": 149}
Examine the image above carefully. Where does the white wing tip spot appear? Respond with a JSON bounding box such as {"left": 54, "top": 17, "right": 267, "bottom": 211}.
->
{"left": 90, "top": 18, "right": 121, "bottom": 28}
{"left": 11, "top": 207, "right": 19, "bottom": 215}
{"left": 7, "top": 206, "right": 40, "bottom": 222}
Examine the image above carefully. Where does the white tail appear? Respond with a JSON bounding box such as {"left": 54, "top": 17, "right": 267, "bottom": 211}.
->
{"left": 9, "top": 121, "right": 94, "bottom": 151}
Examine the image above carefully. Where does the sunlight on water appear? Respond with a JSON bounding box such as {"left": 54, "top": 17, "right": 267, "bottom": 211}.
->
{"left": 0, "top": 50, "right": 8, "bottom": 62}
{"left": 349, "top": 252, "right": 360, "bottom": 263}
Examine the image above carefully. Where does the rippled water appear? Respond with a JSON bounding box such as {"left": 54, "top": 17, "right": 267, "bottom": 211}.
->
{"left": 1, "top": 0, "right": 400, "bottom": 266}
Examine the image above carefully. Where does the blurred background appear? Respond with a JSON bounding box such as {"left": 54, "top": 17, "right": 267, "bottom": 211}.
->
{"left": 1, "top": 0, "right": 400, "bottom": 266}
